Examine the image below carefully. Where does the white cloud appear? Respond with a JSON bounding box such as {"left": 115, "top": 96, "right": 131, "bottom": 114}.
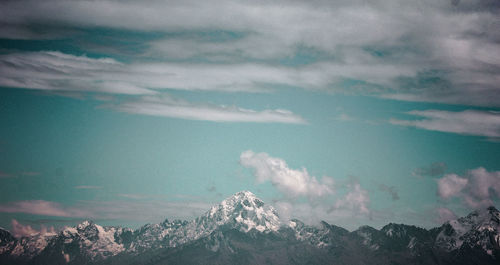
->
{"left": 10, "top": 219, "right": 56, "bottom": 238}
{"left": 240, "top": 150, "right": 334, "bottom": 198}
{"left": 10, "top": 219, "right": 39, "bottom": 238}
{"left": 113, "top": 95, "right": 306, "bottom": 124}
{"left": 437, "top": 167, "right": 500, "bottom": 208}
{"left": 436, "top": 207, "right": 457, "bottom": 223}
{"left": 334, "top": 181, "right": 370, "bottom": 215}
{"left": 437, "top": 174, "right": 468, "bottom": 199}
{"left": 390, "top": 110, "right": 500, "bottom": 138}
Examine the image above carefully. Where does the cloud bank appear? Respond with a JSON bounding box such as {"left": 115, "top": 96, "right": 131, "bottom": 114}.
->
{"left": 437, "top": 167, "right": 500, "bottom": 208}
{"left": 0, "top": 0, "right": 499, "bottom": 107}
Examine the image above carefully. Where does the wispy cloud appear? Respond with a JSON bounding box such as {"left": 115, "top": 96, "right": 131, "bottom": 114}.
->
{"left": 0, "top": 51, "right": 411, "bottom": 95}
{"left": 390, "top": 110, "right": 500, "bottom": 138}
{"left": 0, "top": 51, "right": 307, "bottom": 123}
{"left": 0, "top": 171, "right": 40, "bottom": 178}
{"left": 19, "top": 171, "right": 40, "bottom": 177}
{"left": 0, "top": 200, "right": 90, "bottom": 217}
{"left": 0, "top": 199, "right": 213, "bottom": 224}
{"left": 75, "top": 185, "right": 102, "bottom": 190}
{"left": 77, "top": 200, "right": 212, "bottom": 222}
{"left": 113, "top": 96, "right": 306, "bottom": 124}
{"left": 0, "top": 171, "right": 15, "bottom": 178}
{"left": 117, "top": 194, "right": 148, "bottom": 200}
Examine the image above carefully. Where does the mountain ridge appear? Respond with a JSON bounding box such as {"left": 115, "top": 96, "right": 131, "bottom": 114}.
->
{"left": 1, "top": 191, "right": 499, "bottom": 265}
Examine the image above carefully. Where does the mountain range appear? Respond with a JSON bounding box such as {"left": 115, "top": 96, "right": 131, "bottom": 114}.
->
{"left": 1, "top": 191, "right": 499, "bottom": 265}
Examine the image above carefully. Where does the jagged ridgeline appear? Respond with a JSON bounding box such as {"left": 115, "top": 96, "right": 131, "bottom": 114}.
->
{"left": 1, "top": 191, "right": 499, "bottom": 265}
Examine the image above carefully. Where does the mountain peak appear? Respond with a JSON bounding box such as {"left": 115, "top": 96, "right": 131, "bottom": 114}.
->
{"left": 77, "top": 220, "right": 94, "bottom": 230}
{"left": 203, "top": 191, "right": 280, "bottom": 232}
{"left": 487, "top": 206, "right": 498, "bottom": 212}
{"left": 435, "top": 206, "right": 500, "bottom": 252}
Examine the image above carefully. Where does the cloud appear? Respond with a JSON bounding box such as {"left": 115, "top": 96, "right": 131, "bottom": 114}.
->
{"left": 117, "top": 194, "right": 148, "bottom": 200}
{"left": 0, "top": 171, "right": 40, "bottom": 179}
{"left": 113, "top": 95, "right": 306, "bottom": 124}
{"left": 10, "top": 219, "right": 56, "bottom": 238}
{"left": 1, "top": 0, "right": 499, "bottom": 107}
{"left": 0, "top": 51, "right": 155, "bottom": 95}
{"left": 333, "top": 181, "right": 370, "bottom": 215}
{"left": 437, "top": 167, "right": 500, "bottom": 208}
{"left": 19, "top": 171, "right": 40, "bottom": 177}
{"left": 335, "top": 113, "right": 354, "bottom": 122}
{"left": 0, "top": 199, "right": 213, "bottom": 224}
{"left": 0, "top": 51, "right": 307, "bottom": 124}
{"left": 390, "top": 110, "right": 500, "bottom": 138}
{"left": 0, "top": 171, "right": 15, "bottom": 178}
{"left": 10, "top": 219, "right": 38, "bottom": 238}
{"left": 412, "top": 162, "right": 447, "bottom": 178}
{"left": 240, "top": 150, "right": 334, "bottom": 198}
{"left": 274, "top": 200, "right": 373, "bottom": 230}
{"left": 0, "top": 200, "right": 89, "bottom": 217}
{"left": 78, "top": 200, "right": 212, "bottom": 222}
{"left": 0, "top": 50, "right": 412, "bottom": 95}
{"left": 378, "top": 184, "right": 400, "bottom": 201}
{"left": 437, "top": 174, "right": 468, "bottom": 199}
{"left": 75, "top": 185, "right": 102, "bottom": 190}
{"left": 436, "top": 207, "right": 457, "bottom": 223}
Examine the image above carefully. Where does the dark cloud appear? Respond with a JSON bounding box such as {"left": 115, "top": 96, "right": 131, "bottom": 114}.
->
{"left": 378, "top": 184, "right": 400, "bottom": 201}
{"left": 412, "top": 162, "right": 447, "bottom": 178}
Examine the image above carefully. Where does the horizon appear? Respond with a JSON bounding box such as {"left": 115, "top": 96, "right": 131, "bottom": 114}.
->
{"left": 1, "top": 0, "right": 500, "bottom": 239}
{"left": 2, "top": 190, "right": 499, "bottom": 238}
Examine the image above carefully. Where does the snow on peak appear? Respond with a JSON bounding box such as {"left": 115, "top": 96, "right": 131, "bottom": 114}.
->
{"left": 435, "top": 206, "right": 500, "bottom": 253}
{"left": 77, "top": 220, "right": 93, "bottom": 230}
{"left": 204, "top": 191, "right": 280, "bottom": 232}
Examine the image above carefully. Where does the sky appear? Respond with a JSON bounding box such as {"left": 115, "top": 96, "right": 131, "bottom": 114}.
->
{"left": 0, "top": 0, "right": 499, "bottom": 236}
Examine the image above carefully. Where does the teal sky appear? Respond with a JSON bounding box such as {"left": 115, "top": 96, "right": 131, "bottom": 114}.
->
{"left": 0, "top": 0, "right": 499, "bottom": 234}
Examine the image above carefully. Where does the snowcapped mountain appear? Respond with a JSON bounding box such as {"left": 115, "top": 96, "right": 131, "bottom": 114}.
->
{"left": 0, "top": 191, "right": 499, "bottom": 265}
{"left": 200, "top": 190, "right": 280, "bottom": 233}
{"left": 435, "top": 206, "right": 500, "bottom": 255}
{"left": 287, "top": 219, "right": 348, "bottom": 248}
{"left": 130, "top": 191, "right": 280, "bottom": 252}
{"left": 52, "top": 220, "right": 131, "bottom": 261}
